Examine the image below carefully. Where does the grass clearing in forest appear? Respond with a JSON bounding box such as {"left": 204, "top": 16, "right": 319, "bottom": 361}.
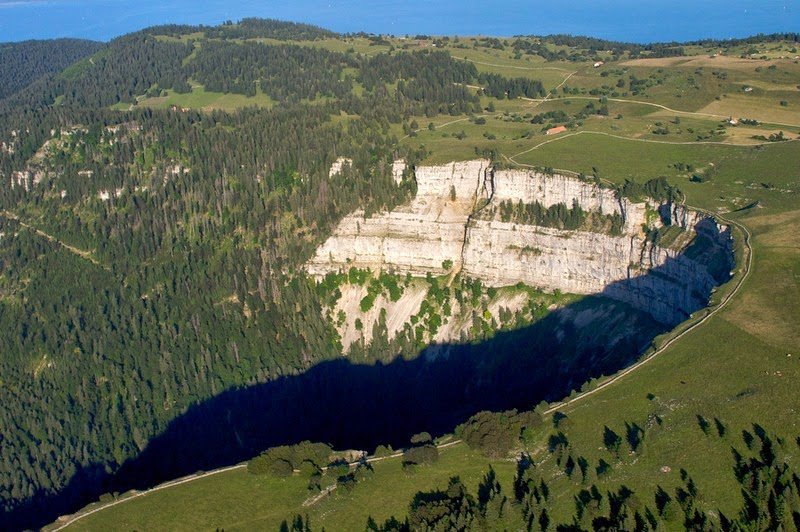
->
{"left": 132, "top": 84, "right": 274, "bottom": 112}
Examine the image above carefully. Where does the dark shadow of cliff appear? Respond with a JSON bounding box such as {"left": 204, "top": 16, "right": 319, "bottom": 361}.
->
{"left": 6, "top": 221, "right": 733, "bottom": 531}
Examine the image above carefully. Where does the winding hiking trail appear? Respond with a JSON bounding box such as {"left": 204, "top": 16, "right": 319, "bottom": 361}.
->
{"left": 49, "top": 440, "right": 463, "bottom": 530}
{"left": 507, "top": 129, "right": 799, "bottom": 162}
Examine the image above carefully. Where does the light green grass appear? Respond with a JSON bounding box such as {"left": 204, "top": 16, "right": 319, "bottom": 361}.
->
{"left": 130, "top": 84, "right": 274, "bottom": 112}
{"left": 60, "top": 444, "right": 515, "bottom": 531}
{"left": 513, "top": 133, "right": 800, "bottom": 211}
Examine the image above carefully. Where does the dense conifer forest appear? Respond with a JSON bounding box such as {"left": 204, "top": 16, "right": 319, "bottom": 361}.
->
{"left": 0, "top": 39, "right": 102, "bottom": 100}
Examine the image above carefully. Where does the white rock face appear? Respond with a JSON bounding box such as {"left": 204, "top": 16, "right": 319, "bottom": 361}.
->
{"left": 308, "top": 160, "right": 491, "bottom": 277}
{"left": 329, "top": 157, "right": 353, "bottom": 178}
{"left": 491, "top": 169, "right": 646, "bottom": 234}
{"left": 462, "top": 222, "right": 633, "bottom": 294}
{"left": 492, "top": 169, "right": 619, "bottom": 213}
{"left": 414, "top": 159, "right": 491, "bottom": 201}
{"left": 307, "top": 160, "right": 733, "bottom": 326}
{"left": 391, "top": 159, "right": 407, "bottom": 185}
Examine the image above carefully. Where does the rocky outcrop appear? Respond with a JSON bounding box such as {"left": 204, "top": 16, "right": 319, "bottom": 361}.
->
{"left": 391, "top": 159, "right": 407, "bottom": 185}
{"left": 491, "top": 169, "right": 646, "bottom": 233}
{"left": 329, "top": 157, "right": 353, "bottom": 177}
{"left": 308, "top": 160, "right": 491, "bottom": 277}
{"left": 307, "top": 160, "right": 734, "bottom": 327}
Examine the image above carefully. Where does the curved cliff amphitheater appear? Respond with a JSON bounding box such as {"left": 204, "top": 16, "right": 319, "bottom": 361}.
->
{"left": 307, "top": 159, "right": 734, "bottom": 352}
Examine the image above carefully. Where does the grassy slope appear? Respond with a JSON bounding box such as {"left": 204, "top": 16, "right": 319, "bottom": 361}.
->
{"left": 111, "top": 84, "right": 274, "bottom": 112}
{"left": 53, "top": 37, "right": 800, "bottom": 531}
{"left": 59, "top": 444, "right": 516, "bottom": 531}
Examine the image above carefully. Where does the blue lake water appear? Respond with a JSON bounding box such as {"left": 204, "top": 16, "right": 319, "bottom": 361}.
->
{"left": 0, "top": 0, "right": 797, "bottom": 43}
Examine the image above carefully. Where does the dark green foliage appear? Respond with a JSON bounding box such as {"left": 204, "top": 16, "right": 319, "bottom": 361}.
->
{"left": 603, "top": 426, "right": 623, "bottom": 455}
{"left": 596, "top": 459, "right": 612, "bottom": 477}
{"left": 478, "top": 72, "right": 545, "bottom": 99}
{"left": 458, "top": 410, "right": 541, "bottom": 459}
{"left": 530, "top": 101, "right": 607, "bottom": 126}
{"left": 408, "top": 477, "right": 477, "bottom": 531}
{"left": 204, "top": 18, "right": 337, "bottom": 41}
{"left": 564, "top": 455, "right": 577, "bottom": 478}
{"left": 280, "top": 514, "right": 312, "bottom": 532}
{"left": 373, "top": 444, "right": 394, "bottom": 457}
{"left": 247, "top": 441, "right": 332, "bottom": 476}
{"left": 270, "top": 459, "right": 295, "bottom": 478}
{"left": 625, "top": 422, "right": 645, "bottom": 453}
{"left": 490, "top": 198, "right": 624, "bottom": 235}
{"left": 410, "top": 432, "right": 433, "bottom": 445}
{"left": 697, "top": 414, "right": 711, "bottom": 435}
{"left": 327, "top": 459, "right": 350, "bottom": 479}
{"left": 366, "top": 515, "right": 409, "bottom": 531}
{"left": 51, "top": 32, "right": 192, "bottom": 107}
{"left": 577, "top": 456, "right": 590, "bottom": 483}
{"left": 574, "top": 485, "right": 604, "bottom": 524}
{"left": 530, "top": 109, "right": 570, "bottom": 124}
{"left": 360, "top": 50, "right": 476, "bottom": 92}
{"left": 0, "top": 39, "right": 103, "bottom": 100}
{"left": 402, "top": 445, "right": 439, "bottom": 468}
{"left": 187, "top": 41, "right": 356, "bottom": 101}
{"left": 552, "top": 411, "right": 570, "bottom": 430}
{"left": 359, "top": 50, "right": 481, "bottom": 117}
{"left": 617, "top": 176, "right": 679, "bottom": 203}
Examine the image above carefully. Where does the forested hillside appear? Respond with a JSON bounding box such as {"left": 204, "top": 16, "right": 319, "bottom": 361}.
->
{"left": 0, "top": 19, "right": 562, "bottom": 530}
{"left": 0, "top": 39, "right": 102, "bottom": 100}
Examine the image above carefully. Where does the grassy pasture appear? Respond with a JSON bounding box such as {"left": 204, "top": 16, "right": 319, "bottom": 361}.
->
{"left": 127, "top": 84, "right": 274, "bottom": 112}
{"left": 58, "top": 443, "right": 513, "bottom": 531}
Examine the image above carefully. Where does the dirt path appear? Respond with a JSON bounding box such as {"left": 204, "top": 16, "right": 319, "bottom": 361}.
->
{"left": 1, "top": 210, "right": 108, "bottom": 270}
{"left": 535, "top": 95, "right": 800, "bottom": 129}
{"left": 507, "top": 129, "right": 799, "bottom": 162}
{"left": 460, "top": 57, "right": 574, "bottom": 73}
{"left": 49, "top": 440, "right": 463, "bottom": 530}
{"left": 48, "top": 463, "right": 247, "bottom": 532}
{"left": 497, "top": 153, "right": 755, "bottom": 417}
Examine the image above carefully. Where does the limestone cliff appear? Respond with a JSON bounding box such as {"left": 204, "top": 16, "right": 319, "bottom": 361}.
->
{"left": 307, "top": 160, "right": 734, "bottom": 332}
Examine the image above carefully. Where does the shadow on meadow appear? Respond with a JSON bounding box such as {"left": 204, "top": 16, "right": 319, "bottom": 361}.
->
{"left": 7, "top": 221, "right": 733, "bottom": 530}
